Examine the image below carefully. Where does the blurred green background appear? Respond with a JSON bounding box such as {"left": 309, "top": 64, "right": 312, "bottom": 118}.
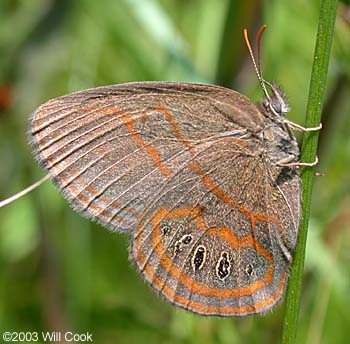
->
{"left": 0, "top": 0, "right": 349, "bottom": 343}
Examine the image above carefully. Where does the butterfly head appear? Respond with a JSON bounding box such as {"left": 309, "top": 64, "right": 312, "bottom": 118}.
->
{"left": 262, "top": 80, "right": 290, "bottom": 117}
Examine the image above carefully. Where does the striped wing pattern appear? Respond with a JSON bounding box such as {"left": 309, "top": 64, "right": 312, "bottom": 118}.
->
{"left": 31, "top": 82, "right": 300, "bottom": 316}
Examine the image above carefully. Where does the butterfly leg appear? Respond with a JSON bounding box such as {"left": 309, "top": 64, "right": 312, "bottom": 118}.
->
{"left": 277, "top": 155, "right": 318, "bottom": 168}
{"left": 284, "top": 120, "right": 322, "bottom": 132}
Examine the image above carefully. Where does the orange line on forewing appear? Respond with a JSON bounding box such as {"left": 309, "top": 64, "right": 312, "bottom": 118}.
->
{"left": 188, "top": 162, "right": 277, "bottom": 229}
{"left": 156, "top": 104, "right": 195, "bottom": 155}
{"left": 156, "top": 104, "right": 248, "bottom": 151}
{"left": 56, "top": 166, "right": 138, "bottom": 225}
{"left": 68, "top": 182, "right": 135, "bottom": 225}
{"left": 80, "top": 105, "right": 172, "bottom": 177}
{"left": 82, "top": 103, "right": 279, "bottom": 231}
{"left": 67, "top": 165, "right": 139, "bottom": 217}
{"left": 120, "top": 113, "right": 172, "bottom": 177}
{"left": 81, "top": 186, "right": 137, "bottom": 217}
{"left": 109, "top": 200, "right": 139, "bottom": 217}
{"left": 156, "top": 104, "right": 279, "bottom": 230}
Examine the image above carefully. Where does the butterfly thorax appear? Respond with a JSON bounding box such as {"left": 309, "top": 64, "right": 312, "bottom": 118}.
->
{"left": 258, "top": 117, "right": 300, "bottom": 168}
{"left": 251, "top": 82, "right": 299, "bottom": 166}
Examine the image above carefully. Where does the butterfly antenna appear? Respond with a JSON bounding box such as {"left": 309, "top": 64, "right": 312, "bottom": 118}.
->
{"left": 256, "top": 24, "right": 267, "bottom": 82}
{"left": 0, "top": 174, "right": 50, "bottom": 208}
{"left": 243, "top": 26, "right": 270, "bottom": 100}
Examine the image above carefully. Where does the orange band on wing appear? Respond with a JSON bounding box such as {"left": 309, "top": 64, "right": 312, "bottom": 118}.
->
{"left": 156, "top": 104, "right": 280, "bottom": 230}
{"left": 54, "top": 165, "right": 139, "bottom": 225}
{"left": 120, "top": 113, "right": 172, "bottom": 177}
{"left": 137, "top": 207, "right": 277, "bottom": 300}
{"left": 79, "top": 105, "right": 173, "bottom": 177}
{"left": 144, "top": 261, "right": 285, "bottom": 315}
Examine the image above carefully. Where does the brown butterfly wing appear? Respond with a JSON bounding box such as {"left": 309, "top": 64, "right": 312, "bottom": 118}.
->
{"left": 30, "top": 81, "right": 300, "bottom": 316}
{"left": 30, "top": 82, "right": 263, "bottom": 231}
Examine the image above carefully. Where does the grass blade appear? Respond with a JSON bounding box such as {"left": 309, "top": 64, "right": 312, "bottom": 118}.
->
{"left": 281, "top": 0, "right": 339, "bottom": 343}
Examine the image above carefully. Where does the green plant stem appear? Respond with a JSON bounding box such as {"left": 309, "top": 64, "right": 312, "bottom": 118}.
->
{"left": 281, "top": 0, "right": 339, "bottom": 343}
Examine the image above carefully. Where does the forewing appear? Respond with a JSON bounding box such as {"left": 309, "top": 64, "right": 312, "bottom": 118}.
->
{"left": 30, "top": 82, "right": 263, "bottom": 231}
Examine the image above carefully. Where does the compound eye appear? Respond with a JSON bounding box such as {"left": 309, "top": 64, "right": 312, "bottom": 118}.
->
{"left": 264, "top": 81, "right": 290, "bottom": 116}
{"left": 271, "top": 100, "right": 282, "bottom": 115}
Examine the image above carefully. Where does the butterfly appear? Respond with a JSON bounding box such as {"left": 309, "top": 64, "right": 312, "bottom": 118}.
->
{"left": 29, "top": 26, "right": 319, "bottom": 316}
